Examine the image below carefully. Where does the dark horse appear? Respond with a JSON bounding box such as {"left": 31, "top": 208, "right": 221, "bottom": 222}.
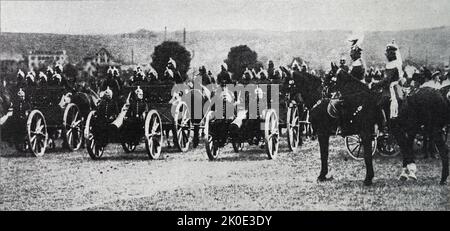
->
{"left": 309, "top": 63, "right": 383, "bottom": 186}
{"left": 392, "top": 84, "right": 449, "bottom": 185}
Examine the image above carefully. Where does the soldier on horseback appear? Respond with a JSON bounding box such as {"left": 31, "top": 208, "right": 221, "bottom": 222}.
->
{"left": 26, "top": 71, "right": 37, "bottom": 87}
{"left": 217, "top": 63, "right": 232, "bottom": 85}
{"left": 49, "top": 64, "right": 71, "bottom": 89}
{"left": 349, "top": 37, "right": 365, "bottom": 81}
{"left": 163, "top": 57, "right": 184, "bottom": 83}
{"left": 16, "top": 69, "right": 26, "bottom": 89}
{"left": 101, "top": 66, "right": 121, "bottom": 99}
{"left": 129, "top": 66, "right": 146, "bottom": 86}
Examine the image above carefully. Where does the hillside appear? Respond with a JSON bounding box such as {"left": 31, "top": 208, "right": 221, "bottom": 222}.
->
{"left": 1, "top": 26, "right": 449, "bottom": 73}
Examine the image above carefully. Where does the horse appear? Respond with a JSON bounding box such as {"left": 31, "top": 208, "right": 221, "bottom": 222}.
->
{"left": 390, "top": 84, "right": 449, "bottom": 185}
{"left": 309, "top": 62, "right": 384, "bottom": 186}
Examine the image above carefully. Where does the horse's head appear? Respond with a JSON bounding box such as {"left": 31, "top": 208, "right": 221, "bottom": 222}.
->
{"left": 58, "top": 92, "right": 73, "bottom": 108}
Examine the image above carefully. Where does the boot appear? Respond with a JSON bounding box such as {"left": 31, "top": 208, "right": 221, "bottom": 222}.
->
{"left": 399, "top": 167, "right": 409, "bottom": 181}
{"left": 407, "top": 163, "right": 417, "bottom": 180}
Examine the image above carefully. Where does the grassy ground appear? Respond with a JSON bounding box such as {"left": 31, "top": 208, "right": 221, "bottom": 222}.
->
{"left": 0, "top": 135, "right": 448, "bottom": 211}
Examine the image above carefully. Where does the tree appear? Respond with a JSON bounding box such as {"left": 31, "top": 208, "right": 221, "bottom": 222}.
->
{"left": 151, "top": 41, "right": 191, "bottom": 79}
{"left": 225, "top": 45, "right": 259, "bottom": 80}
{"left": 64, "top": 63, "right": 79, "bottom": 81}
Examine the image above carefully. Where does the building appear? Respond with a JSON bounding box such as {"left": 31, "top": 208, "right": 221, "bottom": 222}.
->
{"left": 0, "top": 52, "right": 27, "bottom": 83}
{"left": 83, "top": 48, "right": 120, "bottom": 79}
{"left": 28, "top": 50, "right": 68, "bottom": 71}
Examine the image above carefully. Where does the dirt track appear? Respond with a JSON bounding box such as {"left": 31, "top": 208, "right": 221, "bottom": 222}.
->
{"left": 0, "top": 136, "right": 449, "bottom": 211}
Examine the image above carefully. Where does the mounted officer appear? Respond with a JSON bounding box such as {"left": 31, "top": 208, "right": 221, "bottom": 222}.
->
{"left": 16, "top": 69, "right": 26, "bottom": 89}
{"left": 26, "top": 71, "right": 37, "bottom": 87}
{"left": 37, "top": 72, "right": 48, "bottom": 86}
{"left": 217, "top": 63, "right": 233, "bottom": 86}
{"left": 164, "top": 57, "right": 184, "bottom": 83}
{"left": 129, "top": 66, "right": 146, "bottom": 86}
{"left": 49, "top": 64, "right": 71, "bottom": 89}
{"left": 147, "top": 66, "right": 159, "bottom": 83}
{"left": 349, "top": 37, "right": 365, "bottom": 81}
{"left": 101, "top": 66, "right": 121, "bottom": 99}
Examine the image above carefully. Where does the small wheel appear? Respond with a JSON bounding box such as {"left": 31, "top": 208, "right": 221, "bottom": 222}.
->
{"left": 264, "top": 109, "right": 279, "bottom": 159}
{"left": 121, "top": 141, "right": 137, "bottom": 153}
{"left": 344, "top": 134, "right": 377, "bottom": 160}
{"left": 62, "top": 103, "right": 83, "bottom": 151}
{"left": 84, "top": 110, "right": 104, "bottom": 159}
{"left": 286, "top": 104, "right": 300, "bottom": 152}
{"left": 26, "top": 110, "right": 48, "bottom": 157}
{"left": 204, "top": 111, "right": 219, "bottom": 160}
{"left": 377, "top": 133, "right": 400, "bottom": 157}
{"left": 232, "top": 141, "right": 244, "bottom": 153}
{"left": 173, "top": 101, "right": 191, "bottom": 152}
{"left": 145, "top": 110, "right": 163, "bottom": 159}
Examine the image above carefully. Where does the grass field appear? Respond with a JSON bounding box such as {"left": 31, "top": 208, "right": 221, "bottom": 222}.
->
{"left": 0, "top": 135, "right": 449, "bottom": 211}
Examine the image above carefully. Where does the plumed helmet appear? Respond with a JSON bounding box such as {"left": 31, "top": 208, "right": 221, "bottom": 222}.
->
{"left": 292, "top": 60, "right": 300, "bottom": 70}
{"left": 386, "top": 40, "right": 399, "bottom": 51}
{"left": 107, "top": 66, "right": 114, "bottom": 75}
{"left": 104, "top": 86, "right": 113, "bottom": 98}
{"left": 17, "top": 69, "right": 25, "bottom": 78}
{"left": 135, "top": 86, "right": 144, "bottom": 99}
{"left": 167, "top": 57, "right": 177, "bottom": 69}
{"left": 46, "top": 66, "right": 54, "bottom": 75}
{"left": 26, "top": 71, "right": 35, "bottom": 82}
{"left": 53, "top": 73, "right": 62, "bottom": 81}
{"left": 17, "top": 88, "right": 25, "bottom": 97}
{"left": 221, "top": 62, "right": 228, "bottom": 71}
{"left": 39, "top": 72, "right": 47, "bottom": 81}
{"left": 165, "top": 68, "right": 174, "bottom": 78}
{"left": 55, "top": 64, "right": 63, "bottom": 73}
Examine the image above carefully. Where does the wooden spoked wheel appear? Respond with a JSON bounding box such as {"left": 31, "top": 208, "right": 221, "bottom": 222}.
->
{"left": 84, "top": 110, "right": 104, "bottom": 159}
{"left": 26, "top": 110, "right": 48, "bottom": 157}
{"left": 344, "top": 135, "right": 377, "bottom": 160}
{"left": 145, "top": 110, "right": 163, "bottom": 159}
{"left": 62, "top": 103, "right": 83, "bottom": 151}
{"left": 204, "top": 111, "right": 219, "bottom": 160}
{"left": 174, "top": 101, "right": 191, "bottom": 152}
{"left": 286, "top": 104, "right": 300, "bottom": 152}
{"left": 264, "top": 109, "right": 279, "bottom": 159}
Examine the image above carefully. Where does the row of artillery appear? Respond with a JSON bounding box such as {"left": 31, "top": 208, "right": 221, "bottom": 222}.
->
{"left": 0, "top": 80, "right": 313, "bottom": 161}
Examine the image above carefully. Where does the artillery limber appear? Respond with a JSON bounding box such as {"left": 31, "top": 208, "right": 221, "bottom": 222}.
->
{"left": 1, "top": 86, "right": 85, "bottom": 156}
{"left": 204, "top": 82, "right": 280, "bottom": 160}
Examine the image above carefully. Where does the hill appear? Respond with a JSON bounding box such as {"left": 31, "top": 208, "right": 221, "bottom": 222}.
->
{"left": 1, "top": 27, "right": 449, "bottom": 73}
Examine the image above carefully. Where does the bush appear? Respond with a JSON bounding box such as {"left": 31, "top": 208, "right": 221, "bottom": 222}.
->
{"left": 151, "top": 41, "right": 191, "bottom": 78}
{"left": 224, "top": 45, "right": 259, "bottom": 80}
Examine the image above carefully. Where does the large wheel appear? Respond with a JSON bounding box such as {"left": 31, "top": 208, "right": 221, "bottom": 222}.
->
{"left": 377, "top": 133, "right": 400, "bottom": 157}
{"left": 286, "top": 104, "right": 300, "bottom": 152}
{"left": 204, "top": 111, "right": 219, "bottom": 160}
{"left": 173, "top": 101, "right": 191, "bottom": 152}
{"left": 84, "top": 111, "right": 104, "bottom": 159}
{"left": 145, "top": 110, "right": 163, "bottom": 159}
{"left": 344, "top": 134, "right": 377, "bottom": 160}
{"left": 121, "top": 141, "right": 137, "bottom": 153}
{"left": 264, "top": 109, "right": 279, "bottom": 159}
{"left": 26, "top": 110, "right": 48, "bottom": 157}
{"left": 62, "top": 103, "right": 83, "bottom": 151}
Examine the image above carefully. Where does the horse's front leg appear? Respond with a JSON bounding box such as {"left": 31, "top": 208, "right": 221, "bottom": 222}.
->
{"left": 317, "top": 134, "right": 332, "bottom": 181}
{"left": 361, "top": 132, "right": 374, "bottom": 186}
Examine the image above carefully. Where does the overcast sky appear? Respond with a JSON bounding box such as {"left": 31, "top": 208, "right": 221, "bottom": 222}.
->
{"left": 1, "top": 0, "right": 449, "bottom": 34}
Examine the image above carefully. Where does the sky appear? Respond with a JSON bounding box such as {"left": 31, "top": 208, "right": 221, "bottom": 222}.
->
{"left": 1, "top": 0, "right": 449, "bottom": 34}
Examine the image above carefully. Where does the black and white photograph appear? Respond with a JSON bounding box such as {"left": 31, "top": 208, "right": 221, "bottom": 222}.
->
{"left": 0, "top": 0, "right": 449, "bottom": 214}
